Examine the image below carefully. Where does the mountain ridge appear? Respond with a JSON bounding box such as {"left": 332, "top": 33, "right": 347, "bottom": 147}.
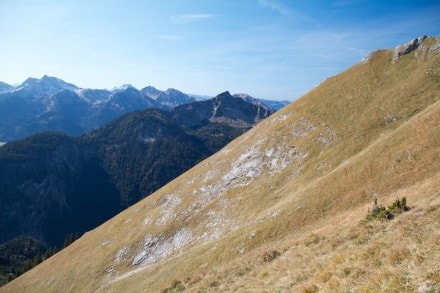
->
{"left": 0, "top": 77, "right": 285, "bottom": 141}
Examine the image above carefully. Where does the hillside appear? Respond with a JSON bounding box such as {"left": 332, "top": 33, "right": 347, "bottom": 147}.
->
{"left": 3, "top": 36, "right": 440, "bottom": 292}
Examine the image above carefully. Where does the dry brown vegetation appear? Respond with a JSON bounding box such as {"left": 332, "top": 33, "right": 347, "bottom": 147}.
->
{"left": 2, "top": 37, "right": 439, "bottom": 293}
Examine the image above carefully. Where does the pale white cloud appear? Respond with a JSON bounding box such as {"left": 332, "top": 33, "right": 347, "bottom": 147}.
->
{"left": 174, "top": 14, "right": 216, "bottom": 24}
{"left": 158, "top": 35, "right": 184, "bottom": 41}
{"left": 258, "top": 0, "right": 290, "bottom": 16}
{"left": 257, "top": 0, "right": 316, "bottom": 24}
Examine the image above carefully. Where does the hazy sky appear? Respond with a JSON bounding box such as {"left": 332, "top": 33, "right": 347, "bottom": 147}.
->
{"left": 1, "top": 0, "right": 439, "bottom": 100}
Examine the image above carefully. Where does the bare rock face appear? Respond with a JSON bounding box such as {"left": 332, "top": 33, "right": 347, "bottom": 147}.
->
{"left": 393, "top": 35, "right": 427, "bottom": 62}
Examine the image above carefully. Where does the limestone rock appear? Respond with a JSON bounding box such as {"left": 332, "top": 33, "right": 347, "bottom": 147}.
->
{"left": 393, "top": 35, "right": 427, "bottom": 62}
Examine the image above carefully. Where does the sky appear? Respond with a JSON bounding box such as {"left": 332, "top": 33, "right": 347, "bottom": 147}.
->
{"left": 0, "top": 0, "right": 439, "bottom": 101}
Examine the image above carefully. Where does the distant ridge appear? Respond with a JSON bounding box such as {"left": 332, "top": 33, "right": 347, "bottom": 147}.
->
{"left": 0, "top": 76, "right": 285, "bottom": 141}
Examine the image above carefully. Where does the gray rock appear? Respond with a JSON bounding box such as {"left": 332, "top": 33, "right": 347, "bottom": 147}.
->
{"left": 417, "top": 280, "right": 437, "bottom": 293}
{"left": 384, "top": 114, "right": 397, "bottom": 123}
{"left": 393, "top": 35, "right": 427, "bottom": 62}
{"left": 415, "top": 210, "right": 427, "bottom": 217}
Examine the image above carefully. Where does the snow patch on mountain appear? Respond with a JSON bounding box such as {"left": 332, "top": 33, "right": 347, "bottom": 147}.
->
{"left": 13, "top": 75, "right": 78, "bottom": 96}
{"left": 112, "top": 84, "right": 135, "bottom": 92}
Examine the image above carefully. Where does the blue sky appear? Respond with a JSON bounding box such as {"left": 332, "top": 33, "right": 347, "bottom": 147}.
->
{"left": 0, "top": 0, "right": 439, "bottom": 100}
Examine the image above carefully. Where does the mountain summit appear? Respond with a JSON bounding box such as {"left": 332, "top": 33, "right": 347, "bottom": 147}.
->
{"left": 4, "top": 36, "right": 439, "bottom": 292}
{"left": 172, "top": 91, "right": 272, "bottom": 129}
{"left": 14, "top": 75, "right": 78, "bottom": 96}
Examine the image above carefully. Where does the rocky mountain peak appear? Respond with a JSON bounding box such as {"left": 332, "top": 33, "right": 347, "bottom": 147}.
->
{"left": 15, "top": 75, "right": 78, "bottom": 96}
{"left": 141, "top": 86, "right": 162, "bottom": 100}
{"left": 216, "top": 91, "right": 232, "bottom": 99}
{"left": 112, "top": 84, "right": 137, "bottom": 92}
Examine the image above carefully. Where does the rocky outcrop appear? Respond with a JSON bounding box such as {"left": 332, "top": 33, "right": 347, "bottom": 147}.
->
{"left": 393, "top": 35, "right": 427, "bottom": 62}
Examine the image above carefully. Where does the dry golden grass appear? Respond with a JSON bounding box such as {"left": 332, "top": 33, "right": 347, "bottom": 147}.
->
{"left": 178, "top": 173, "right": 440, "bottom": 293}
{"left": 2, "top": 37, "right": 439, "bottom": 293}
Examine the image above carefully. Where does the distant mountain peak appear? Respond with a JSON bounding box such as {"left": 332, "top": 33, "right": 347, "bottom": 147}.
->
{"left": 217, "top": 91, "right": 232, "bottom": 97}
{"left": 22, "top": 77, "right": 39, "bottom": 85}
{"left": 15, "top": 75, "right": 78, "bottom": 96}
{"left": 172, "top": 91, "right": 274, "bottom": 129}
{"left": 112, "top": 84, "right": 137, "bottom": 92}
{"left": 154, "top": 88, "right": 196, "bottom": 110}
{"left": 232, "top": 93, "right": 276, "bottom": 111}
{"left": 164, "top": 88, "right": 183, "bottom": 94}
{"left": 141, "top": 86, "right": 162, "bottom": 101}
{"left": 0, "top": 81, "right": 13, "bottom": 94}
{"left": 0, "top": 75, "right": 286, "bottom": 140}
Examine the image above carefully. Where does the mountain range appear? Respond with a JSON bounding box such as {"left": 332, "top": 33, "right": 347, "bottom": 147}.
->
{"left": 2, "top": 35, "right": 438, "bottom": 292}
{"left": 0, "top": 76, "right": 286, "bottom": 142}
{"left": 0, "top": 91, "right": 273, "bottom": 284}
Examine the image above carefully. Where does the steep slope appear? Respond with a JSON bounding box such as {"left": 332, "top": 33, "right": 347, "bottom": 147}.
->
{"left": 3, "top": 36, "right": 440, "bottom": 292}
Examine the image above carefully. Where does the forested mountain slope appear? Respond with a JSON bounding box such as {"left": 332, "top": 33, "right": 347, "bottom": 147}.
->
{"left": 0, "top": 92, "right": 272, "bottom": 285}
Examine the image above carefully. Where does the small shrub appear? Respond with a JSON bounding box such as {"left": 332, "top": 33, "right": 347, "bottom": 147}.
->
{"left": 162, "top": 279, "right": 185, "bottom": 292}
{"left": 301, "top": 284, "right": 319, "bottom": 293}
{"left": 263, "top": 250, "right": 281, "bottom": 262}
{"left": 303, "top": 233, "right": 321, "bottom": 246}
{"left": 388, "top": 197, "right": 410, "bottom": 214}
{"left": 364, "top": 197, "right": 409, "bottom": 222}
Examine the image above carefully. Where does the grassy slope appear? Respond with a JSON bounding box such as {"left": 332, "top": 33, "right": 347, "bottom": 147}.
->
{"left": 2, "top": 38, "right": 439, "bottom": 292}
